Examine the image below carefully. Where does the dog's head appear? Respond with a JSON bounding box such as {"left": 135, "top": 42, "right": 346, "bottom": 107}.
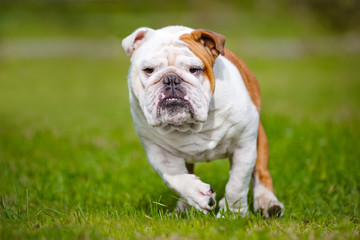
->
{"left": 122, "top": 26, "right": 225, "bottom": 132}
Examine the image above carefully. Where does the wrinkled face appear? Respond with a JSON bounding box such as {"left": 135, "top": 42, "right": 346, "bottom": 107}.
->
{"left": 127, "top": 29, "right": 213, "bottom": 131}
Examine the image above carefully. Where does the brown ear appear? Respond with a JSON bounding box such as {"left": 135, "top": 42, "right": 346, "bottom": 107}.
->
{"left": 190, "top": 29, "right": 226, "bottom": 58}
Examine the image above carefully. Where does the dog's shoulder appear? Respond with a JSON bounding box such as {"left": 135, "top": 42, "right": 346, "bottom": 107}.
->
{"left": 223, "top": 48, "right": 261, "bottom": 112}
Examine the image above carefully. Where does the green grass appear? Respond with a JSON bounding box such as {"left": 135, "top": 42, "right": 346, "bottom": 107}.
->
{"left": 1, "top": 5, "right": 360, "bottom": 240}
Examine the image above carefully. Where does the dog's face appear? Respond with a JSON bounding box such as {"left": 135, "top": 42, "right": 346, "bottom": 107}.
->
{"left": 122, "top": 26, "right": 225, "bottom": 131}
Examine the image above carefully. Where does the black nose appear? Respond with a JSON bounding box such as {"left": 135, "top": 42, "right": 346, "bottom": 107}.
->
{"left": 162, "top": 74, "right": 185, "bottom": 99}
{"left": 163, "top": 74, "right": 182, "bottom": 90}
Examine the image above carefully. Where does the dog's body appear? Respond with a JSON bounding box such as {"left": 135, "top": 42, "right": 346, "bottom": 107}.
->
{"left": 122, "top": 26, "right": 284, "bottom": 217}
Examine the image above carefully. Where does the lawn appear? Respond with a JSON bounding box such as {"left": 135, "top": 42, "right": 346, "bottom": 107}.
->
{"left": 0, "top": 3, "right": 359, "bottom": 239}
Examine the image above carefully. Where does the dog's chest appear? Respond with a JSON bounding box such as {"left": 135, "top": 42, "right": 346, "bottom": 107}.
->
{"left": 157, "top": 112, "right": 246, "bottom": 162}
{"left": 176, "top": 136, "right": 235, "bottom": 162}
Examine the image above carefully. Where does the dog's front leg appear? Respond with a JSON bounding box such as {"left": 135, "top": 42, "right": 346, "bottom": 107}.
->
{"left": 145, "top": 143, "right": 216, "bottom": 213}
{"left": 218, "top": 143, "right": 257, "bottom": 217}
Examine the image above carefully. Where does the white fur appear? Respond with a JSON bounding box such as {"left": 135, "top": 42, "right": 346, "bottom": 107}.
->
{"left": 122, "top": 26, "right": 269, "bottom": 216}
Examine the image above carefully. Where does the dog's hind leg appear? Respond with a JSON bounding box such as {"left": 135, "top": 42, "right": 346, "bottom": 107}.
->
{"left": 252, "top": 121, "right": 284, "bottom": 217}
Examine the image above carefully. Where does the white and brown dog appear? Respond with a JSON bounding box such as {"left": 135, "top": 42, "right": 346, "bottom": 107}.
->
{"left": 122, "top": 26, "right": 284, "bottom": 217}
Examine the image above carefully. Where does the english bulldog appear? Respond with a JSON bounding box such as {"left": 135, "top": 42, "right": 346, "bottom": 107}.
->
{"left": 122, "top": 26, "right": 284, "bottom": 217}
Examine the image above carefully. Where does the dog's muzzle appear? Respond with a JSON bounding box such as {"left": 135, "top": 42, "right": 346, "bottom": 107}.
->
{"left": 157, "top": 74, "right": 194, "bottom": 117}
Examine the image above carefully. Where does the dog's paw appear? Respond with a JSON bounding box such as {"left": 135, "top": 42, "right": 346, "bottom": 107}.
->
{"left": 176, "top": 191, "right": 215, "bottom": 213}
{"left": 216, "top": 197, "right": 249, "bottom": 218}
{"left": 254, "top": 193, "right": 284, "bottom": 218}
{"left": 163, "top": 174, "right": 216, "bottom": 213}
{"left": 185, "top": 176, "right": 216, "bottom": 213}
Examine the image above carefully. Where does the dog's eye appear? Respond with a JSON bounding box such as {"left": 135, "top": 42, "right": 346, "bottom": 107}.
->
{"left": 143, "top": 68, "right": 154, "bottom": 75}
{"left": 189, "top": 67, "right": 202, "bottom": 75}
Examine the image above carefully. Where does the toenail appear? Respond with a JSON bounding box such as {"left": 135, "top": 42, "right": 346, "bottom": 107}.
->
{"left": 208, "top": 197, "right": 214, "bottom": 207}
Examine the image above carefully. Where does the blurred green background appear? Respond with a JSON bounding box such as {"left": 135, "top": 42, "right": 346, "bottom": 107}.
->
{"left": 0, "top": 0, "right": 359, "bottom": 129}
{"left": 0, "top": 0, "right": 359, "bottom": 239}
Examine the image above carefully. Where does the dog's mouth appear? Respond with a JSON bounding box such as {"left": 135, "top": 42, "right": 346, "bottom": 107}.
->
{"left": 157, "top": 97, "right": 194, "bottom": 119}
{"left": 159, "top": 97, "right": 189, "bottom": 108}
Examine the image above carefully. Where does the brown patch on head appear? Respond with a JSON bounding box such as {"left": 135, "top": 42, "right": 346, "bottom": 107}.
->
{"left": 179, "top": 29, "right": 226, "bottom": 92}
